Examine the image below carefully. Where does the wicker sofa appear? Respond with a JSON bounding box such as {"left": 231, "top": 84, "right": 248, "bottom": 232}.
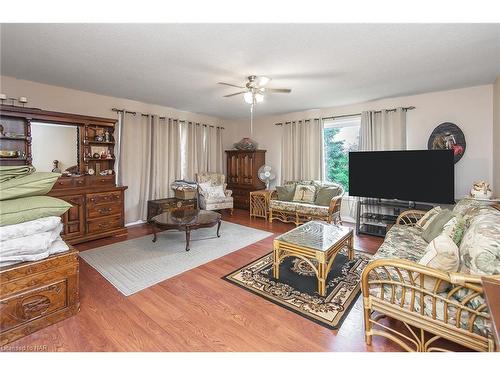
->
{"left": 269, "top": 180, "right": 344, "bottom": 226}
{"left": 361, "top": 199, "right": 500, "bottom": 352}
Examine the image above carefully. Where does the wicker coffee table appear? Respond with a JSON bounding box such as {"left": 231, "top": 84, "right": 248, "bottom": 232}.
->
{"left": 273, "top": 221, "right": 353, "bottom": 296}
{"left": 150, "top": 209, "right": 221, "bottom": 251}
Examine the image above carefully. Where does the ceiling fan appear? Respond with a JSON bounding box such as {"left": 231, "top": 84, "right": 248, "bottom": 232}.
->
{"left": 218, "top": 75, "right": 292, "bottom": 104}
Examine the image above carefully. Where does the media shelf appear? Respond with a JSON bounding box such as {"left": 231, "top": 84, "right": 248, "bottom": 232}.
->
{"left": 355, "top": 198, "right": 433, "bottom": 237}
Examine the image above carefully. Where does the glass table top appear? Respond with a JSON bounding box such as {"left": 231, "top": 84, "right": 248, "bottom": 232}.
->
{"left": 151, "top": 209, "right": 221, "bottom": 226}
{"left": 274, "top": 221, "right": 352, "bottom": 252}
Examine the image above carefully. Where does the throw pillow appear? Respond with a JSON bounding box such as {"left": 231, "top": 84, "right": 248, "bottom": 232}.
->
{"left": 0, "top": 172, "right": 61, "bottom": 201}
{"left": 0, "top": 196, "right": 72, "bottom": 227}
{"left": 418, "top": 233, "right": 460, "bottom": 292}
{"left": 276, "top": 184, "right": 296, "bottom": 201}
{"left": 202, "top": 185, "right": 225, "bottom": 199}
{"left": 442, "top": 215, "right": 466, "bottom": 245}
{"left": 292, "top": 184, "right": 316, "bottom": 203}
{"left": 421, "top": 209, "right": 455, "bottom": 243}
{"left": 416, "top": 206, "right": 442, "bottom": 230}
{"left": 314, "top": 186, "right": 342, "bottom": 207}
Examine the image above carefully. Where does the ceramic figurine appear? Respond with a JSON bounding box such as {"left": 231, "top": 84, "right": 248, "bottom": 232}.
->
{"left": 470, "top": 181, "right": 493, "bottom": 200}
{"left": 52, "top": 160, "right": 61, "bottom": 173}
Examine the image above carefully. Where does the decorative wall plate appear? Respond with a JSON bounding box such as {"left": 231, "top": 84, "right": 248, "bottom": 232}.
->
{"left": 427, "top": 122, "right": 466, "bottom": 163}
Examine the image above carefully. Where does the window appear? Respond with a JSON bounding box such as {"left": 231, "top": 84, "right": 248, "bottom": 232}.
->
{"left": 323, "top": 116, "right": 361, "bottom": 191}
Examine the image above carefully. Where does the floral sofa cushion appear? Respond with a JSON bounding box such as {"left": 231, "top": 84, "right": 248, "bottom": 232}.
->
{"left": 458, "top": 205, "right": 500, "bottom": 275}
{"left": 373, "top": 225, "right": 428, "bottom": 263}
{"left": 269, "top": 200, "right": 330, "bottom": 216}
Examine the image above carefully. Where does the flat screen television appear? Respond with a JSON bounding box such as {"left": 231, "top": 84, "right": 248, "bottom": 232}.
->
{"left": 348, "top": 150, "right": 455, "bottom": 204}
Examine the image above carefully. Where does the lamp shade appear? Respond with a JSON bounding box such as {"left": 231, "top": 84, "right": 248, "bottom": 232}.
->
{"left": 243, "top": 92, "right": 253, "bottom": 104}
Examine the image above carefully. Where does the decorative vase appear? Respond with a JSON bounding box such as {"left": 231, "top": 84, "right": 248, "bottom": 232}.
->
{"left": 234, "top": 137, "right": 258, "bottom": 151}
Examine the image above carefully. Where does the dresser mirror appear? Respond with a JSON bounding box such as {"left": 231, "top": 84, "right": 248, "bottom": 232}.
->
{"left": 31, "top": 122, "right": 79, "bottom": 173}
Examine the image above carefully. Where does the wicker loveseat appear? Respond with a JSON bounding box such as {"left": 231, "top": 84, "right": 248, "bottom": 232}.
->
{"left": 269, "top": 180, "right": 344, "bottom": 226}
{"left": 361, "top": 199, "right": 500, "bottom": 352}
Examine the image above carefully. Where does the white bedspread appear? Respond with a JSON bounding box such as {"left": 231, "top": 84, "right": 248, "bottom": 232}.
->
{"left": 0, "top": 216, "right": 61, "bottom": 241}
{"left": 0, "top": 219, "right": 69, "bottom": 267}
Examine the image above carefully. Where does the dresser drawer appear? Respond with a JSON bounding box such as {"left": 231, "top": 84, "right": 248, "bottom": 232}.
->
{"left": 53, "top": 177, "right": 74, "bottom": 189}
{"left": 87, "top": 190, "right": 122, "bottom": 206}
{"left": 87, "top": 202, "right": 122, "bottom": 219}
{"left": 0, "top": 280, "right": 68, "bottom": 332}
{"left": 89, "top": 175, "right": 115, "bottom": 187}
{"left": 87, "top": 215, "right": 122, "bottom": 233}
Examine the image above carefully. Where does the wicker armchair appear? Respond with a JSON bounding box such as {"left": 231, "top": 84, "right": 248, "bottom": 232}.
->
{"left": 361, "top": 209, "right": 499, "bottom": 352}
{"left": 269, "top": 181, "right": 344, "bottom": 226}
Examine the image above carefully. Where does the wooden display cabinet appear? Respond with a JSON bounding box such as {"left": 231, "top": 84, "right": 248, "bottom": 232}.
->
{"left": 0, "top": 105, "right": 127, "bottom": 244}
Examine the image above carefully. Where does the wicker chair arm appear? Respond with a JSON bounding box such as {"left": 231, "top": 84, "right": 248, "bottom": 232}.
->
{"left": 328, "top": 194, "right": 343, "bottom": 215}
{"left": 269, "top": 190, "right": 278, "bottom": 200}
{"left": 396, "top": 210, "right": 428, "bottom": 226}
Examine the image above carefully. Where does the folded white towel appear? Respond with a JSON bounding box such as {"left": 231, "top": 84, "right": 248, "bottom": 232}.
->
{"left": 0, "top": 237, "right": 69, "bottom": 267}
{"left": 0, "top": 216, "right": 62, "bottom": 242}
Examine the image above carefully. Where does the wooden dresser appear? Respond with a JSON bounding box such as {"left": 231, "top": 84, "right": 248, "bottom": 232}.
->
{"left": 0, "top": 247, "right": 80, "bottom": 346}
{"left": 0, "top": 105, "right": 128, "bottom": 244}
{"left": 49, "top": 175, "right": 127, "bottom": 244}
{"left": 225, "top": 149, "right": 266, "bottom": 210}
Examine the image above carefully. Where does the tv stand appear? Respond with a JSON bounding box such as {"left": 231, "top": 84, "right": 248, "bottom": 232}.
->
{"left": 355, "top": 198, "right": 433, "bottom": 237}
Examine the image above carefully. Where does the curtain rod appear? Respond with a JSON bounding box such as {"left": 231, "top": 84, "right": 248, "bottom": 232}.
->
{"left": 111, "top": 108, "right": 224, "bottom": 129}
{"left": 274, "top": 106, "right": 415, "bottom": 126}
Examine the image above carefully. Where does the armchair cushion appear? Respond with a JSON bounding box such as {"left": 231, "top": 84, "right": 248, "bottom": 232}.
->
{"left": 418, "top": 233, "right": 460, "bottom": 292}
{"left": 421, "top": 209, "right": 454, "bottom": 242}
{"left": 314, "top": 186, "right": 342, "bottom": 206}
{"left": 276, "top": 185, "right": 295, "bottom": 201}
{"left": 292, "top": 184, "right": 316, "bottom": 203}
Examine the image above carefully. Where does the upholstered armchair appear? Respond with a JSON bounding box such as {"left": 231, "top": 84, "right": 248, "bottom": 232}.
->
{"left": 195, "top": 172, "right": 234, "bottom": 214}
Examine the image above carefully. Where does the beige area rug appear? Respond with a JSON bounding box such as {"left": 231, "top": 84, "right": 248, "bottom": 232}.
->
{"left": 79, "top": 221, "right": 272, "bottom": 296}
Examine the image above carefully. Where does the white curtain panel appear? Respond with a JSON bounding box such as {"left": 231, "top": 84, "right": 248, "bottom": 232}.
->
{"left": 359, "top": 107, "right": 407, "bottom": 151}
{"left": 281, "top": 118, "right": 325, "bottom": 182}
{"left": 207, "top": 125, "right": 223, "bottom": 173}
{"left": 182, "top": 121, "right": 206, "bottom": 180}
{"left": 151, "top": 116, "right": 182, "bottom": 199}
{"left": 118, "top": 113, "right": 152, "bottom": 223}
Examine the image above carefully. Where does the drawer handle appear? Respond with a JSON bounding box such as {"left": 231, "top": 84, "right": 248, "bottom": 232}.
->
{"left": 76, "top": 180, "right": 84, "bottom": 185}
{"left": 98, "top": 208, "right": 112, "bottom": 214}
{"left": 98, "top": 223, "right": 109, "bottom": 228}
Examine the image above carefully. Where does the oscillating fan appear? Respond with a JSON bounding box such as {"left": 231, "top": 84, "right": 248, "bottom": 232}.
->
{"left": 258, "top": 165, "right": 276, "bottom": 190}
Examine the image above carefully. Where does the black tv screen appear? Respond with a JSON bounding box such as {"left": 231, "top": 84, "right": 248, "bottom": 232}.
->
{"left": 348, "top": 150, "right": 454, "bottom": 204}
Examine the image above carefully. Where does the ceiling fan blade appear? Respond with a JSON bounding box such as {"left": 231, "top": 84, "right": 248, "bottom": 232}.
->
{"left": 218, "top": 82, "right": 245, "bottom": 89}
{"left": 223, "top": 91, "right": 247, "bottom": 97}
{"left": 265, "top": 88, "right": 292, "bottom": 93}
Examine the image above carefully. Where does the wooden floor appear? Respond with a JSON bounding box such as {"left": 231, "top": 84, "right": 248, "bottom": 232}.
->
{"left": 2, "top": 209, "right": 404, "bottom": 352}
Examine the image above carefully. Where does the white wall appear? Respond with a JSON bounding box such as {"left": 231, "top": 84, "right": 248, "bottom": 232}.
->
{"left": 493, "top": 77, "right": 500, "bottom": 197}
{"left": 225, "top": 85, "right": 494, "bottom": 201}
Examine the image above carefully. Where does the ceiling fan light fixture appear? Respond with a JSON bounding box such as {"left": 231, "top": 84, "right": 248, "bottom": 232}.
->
{"left": 255, "top": 93, "right": 264, "bottom": 103}
{"left": 243, "top": 92, "right": 254, "bottom": 104}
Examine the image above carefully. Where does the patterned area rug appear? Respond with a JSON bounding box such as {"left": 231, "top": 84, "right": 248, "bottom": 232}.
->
{"left": 223, "top": 248, "right": 371, "bottom": 329}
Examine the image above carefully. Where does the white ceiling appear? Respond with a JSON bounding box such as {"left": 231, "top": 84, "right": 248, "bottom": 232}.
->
{"left": 1, "top": 23, "right": 499, "bottom": 119}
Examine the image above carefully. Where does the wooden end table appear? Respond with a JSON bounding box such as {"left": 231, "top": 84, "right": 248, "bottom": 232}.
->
{"left": 150, "top": 209, "right": 221, "bottom": 251}
{"left": 273, "top": 221, "right": 353, "bottom": 296}
{"left": 250, "top": 190, "right": 272, "bottom": 219}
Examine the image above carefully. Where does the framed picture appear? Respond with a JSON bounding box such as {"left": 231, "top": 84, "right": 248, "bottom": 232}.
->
{"left": 427, "top": 122, "right": 466, "bottom": 163}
